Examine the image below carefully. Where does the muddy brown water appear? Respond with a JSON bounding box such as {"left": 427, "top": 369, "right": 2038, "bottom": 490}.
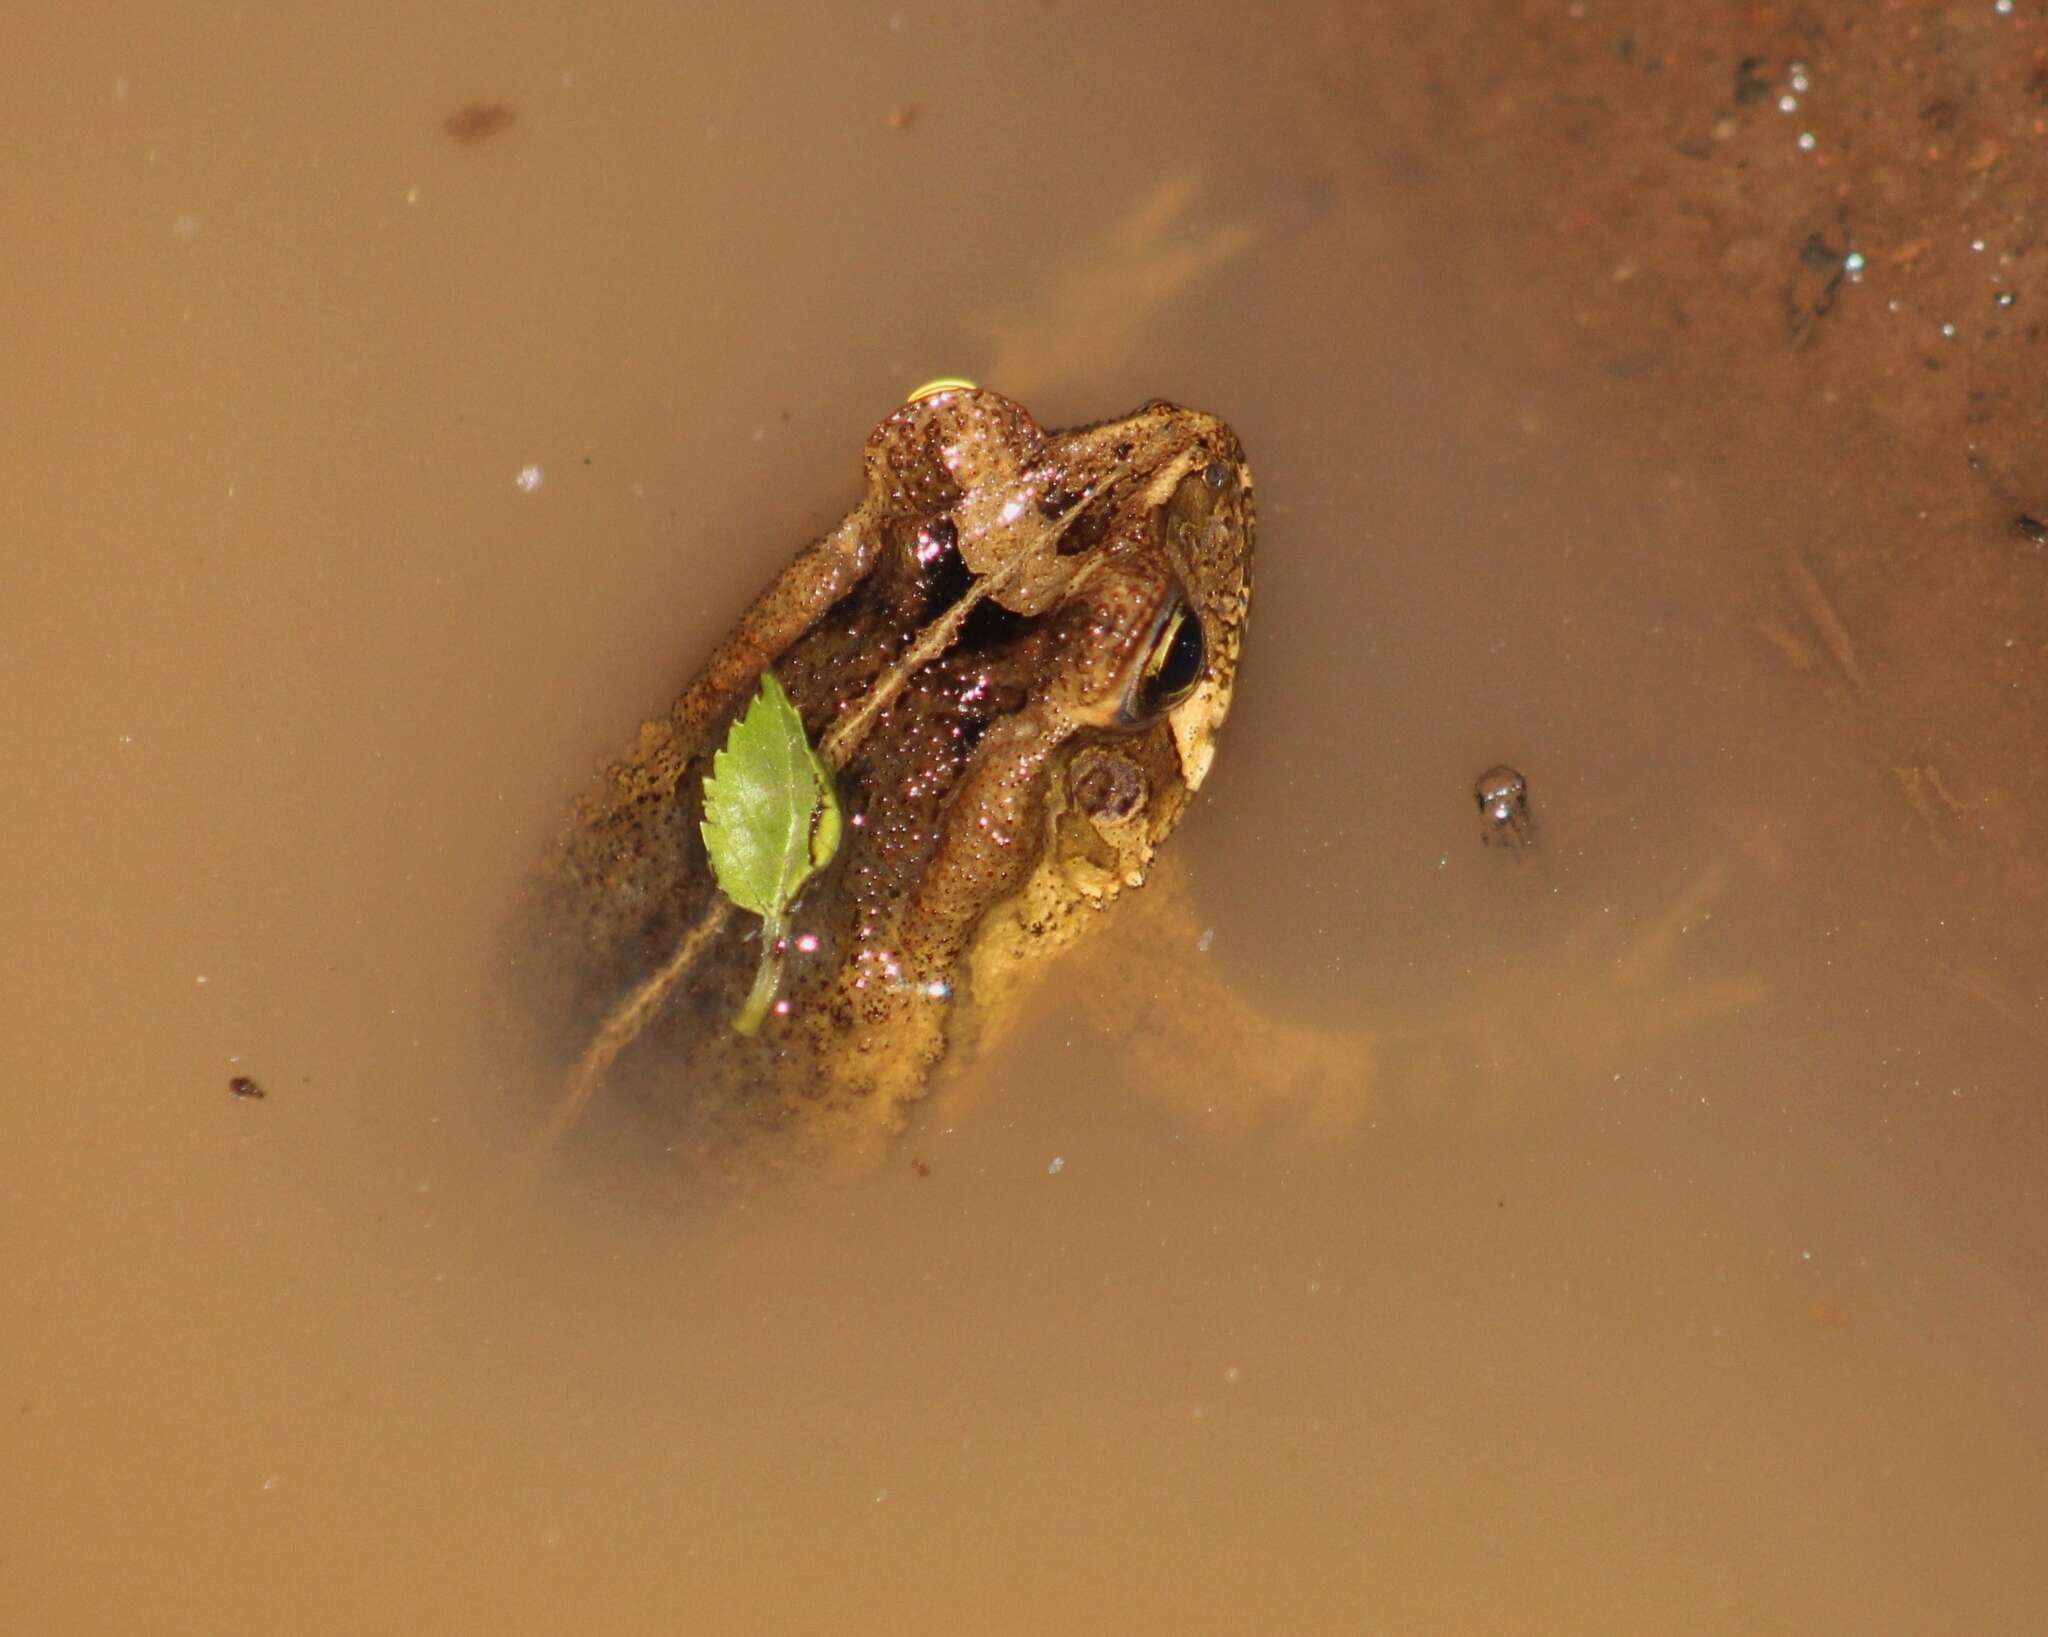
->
{"left": 6, "top": 5, "right": 2045, "bottom": 1633}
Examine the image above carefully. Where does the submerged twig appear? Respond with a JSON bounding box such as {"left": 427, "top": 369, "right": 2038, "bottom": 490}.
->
{"left": 1783, "top": 550, "right": 1866, "bottom": 694}
{"left": 548, "top": 901, "right": 734, "bottom": 1146}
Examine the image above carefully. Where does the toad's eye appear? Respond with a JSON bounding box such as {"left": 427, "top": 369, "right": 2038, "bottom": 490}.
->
{"left": 1125, "top": 599, "right": 1206, "bottom": 724}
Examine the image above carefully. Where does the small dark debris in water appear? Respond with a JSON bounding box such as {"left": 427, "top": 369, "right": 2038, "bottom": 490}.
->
{"left": 1475, "top": 765, "right": 1536, "bottom": 852}
{"left": 443, "top": 102, "right": 517, "bottom": 144}
{"left": 910, "top": 1156, "right": 932, "bottom": 1178}
{"left": 2014, "top": 514, "right": 2047, "bottom": 548}
{"left": 1799, "top": 231, "right": 1843, "bottom": 271}
{"left": 228, "top": 1075, "right": 267, "bottom": 1100}
{"left": 1732, "top": 56, "right": 1771, "bottom": 107}
{"left": 1918, "top": 97, "right": 1961, "bottom": 134}
{"left": 1786, "top": 233, "right": 1852, "bottom": 341}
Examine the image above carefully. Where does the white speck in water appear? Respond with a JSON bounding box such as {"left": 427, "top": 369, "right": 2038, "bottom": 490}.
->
{"left": 514, "top": 464, "right": 543, "bottom": 493}
{"left": 1047, "top": 1156, "right": 1065, "bottom": 1176}
{"left": 260, "top": 1475, "right": 279, "bottom": 1492}
{"left": 1940, "top": 321, "right": 1958, "bottom": 338}
{"left": 195, "top": 974, "right": 209, "bottom": 986}
{"left": 1796, "top": 131, "right": 1817, "bottom": 153}
{"left": 874, "top": 1487, "right": 890, "bottom": 1503}
{"left": 1777, "top": 93, "right": 1798, "bottom": 114}
{"left": 1996, "top": 0, "right": 2014, "bottom": 15}
{"left": 1971, "top": 238, "right": 1987, "bottom": 253}
{"left": 794, "top": 933, "right": 820, "bottom": 954}
{"left": 1196, "top": 928, "right": 1215, "bottom": 954}
{"left": 1995, "top": 290, "right": 2017, "bottom": 308}
{"left": 1843, "top": 250, "right": 1865, "bottom": 281}
{"left": 1789, "top": 63, "right": 1811, "bottom": 93}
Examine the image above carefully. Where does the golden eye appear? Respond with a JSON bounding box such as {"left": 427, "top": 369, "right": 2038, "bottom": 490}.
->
{"left": 1125, "top": 600, "right": 1206, "bottom": 723}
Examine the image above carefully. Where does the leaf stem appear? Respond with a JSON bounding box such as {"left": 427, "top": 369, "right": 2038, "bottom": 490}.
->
{"left": 734, "top": 926, "right": 784, "bottom": 1037}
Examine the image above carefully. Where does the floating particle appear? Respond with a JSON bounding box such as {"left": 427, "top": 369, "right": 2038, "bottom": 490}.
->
{"left": 1475, "top": 765, "right": 1537, "bottom": 852}
{"left": 443, "top": 101, "right": 516, "bottom": 143}
{"left": 229, "top": 1075, "right": 267, "bottom": 1100}
{"left": 514, "top": 464, "right": 543, "bottom": 493}
{"left": 1797, "top": 131, "right": 1817, "bottom": 152}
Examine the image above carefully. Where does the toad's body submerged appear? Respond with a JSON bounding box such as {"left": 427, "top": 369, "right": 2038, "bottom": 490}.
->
{"left": 534, "top": 387, "right": 1254, "bottom": 1149}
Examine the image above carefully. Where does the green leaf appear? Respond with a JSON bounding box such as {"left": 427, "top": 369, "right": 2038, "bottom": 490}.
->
{"left": 700, "top": 670, "right": 842, "bottom": 1034}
